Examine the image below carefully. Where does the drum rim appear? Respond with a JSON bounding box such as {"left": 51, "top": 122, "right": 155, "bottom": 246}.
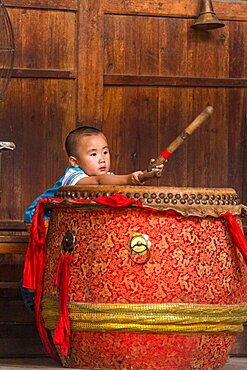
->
{"left": 46, "top": 185, "right": 244, "bottom": 217}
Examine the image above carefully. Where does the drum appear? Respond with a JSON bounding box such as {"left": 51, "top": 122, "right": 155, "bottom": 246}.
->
{"left": 41, "top": 186, "right": 247, "bottom": 369}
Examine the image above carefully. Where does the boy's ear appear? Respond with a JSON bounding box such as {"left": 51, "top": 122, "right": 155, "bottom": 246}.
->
{"left": 69, "top": 156, "right": 79, "bottom": 167}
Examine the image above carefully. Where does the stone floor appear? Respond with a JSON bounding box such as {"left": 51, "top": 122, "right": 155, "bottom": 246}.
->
{"left": 0, "top": 357, "right": 246, "bottom": 369}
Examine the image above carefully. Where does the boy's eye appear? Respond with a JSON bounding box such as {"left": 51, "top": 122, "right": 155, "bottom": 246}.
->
{"left": 90, "top": 153, "right": 97, "bottom": 156}
{"left": 103, "top": 150, "right": 109, "bottom": 155}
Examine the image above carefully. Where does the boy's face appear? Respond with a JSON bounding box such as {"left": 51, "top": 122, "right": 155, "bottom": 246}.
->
{"left": 70, "top": 133, "right": 111, "bottom": 175}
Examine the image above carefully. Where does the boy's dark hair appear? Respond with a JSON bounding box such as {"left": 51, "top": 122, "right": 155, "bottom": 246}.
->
{"left": 65, "top": 126, "right": 102, "bottom": 157}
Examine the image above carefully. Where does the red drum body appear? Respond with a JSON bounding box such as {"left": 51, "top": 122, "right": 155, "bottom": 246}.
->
{"left": 42, "top": 186, "right": 247, "bottom": 369}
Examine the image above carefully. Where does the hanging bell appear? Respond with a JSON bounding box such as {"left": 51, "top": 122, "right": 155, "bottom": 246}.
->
{"left": 191, "top": 0, "right": 225, "bottom": 31}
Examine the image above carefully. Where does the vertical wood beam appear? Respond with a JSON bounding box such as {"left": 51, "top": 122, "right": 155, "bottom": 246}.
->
{"left": 77, "top": 0, "right": 104, "bottom": 128}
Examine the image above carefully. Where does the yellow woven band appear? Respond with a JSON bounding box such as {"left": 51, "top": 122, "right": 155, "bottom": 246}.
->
{"left": 42, "top": 298, "right": 247, "bottom": 334}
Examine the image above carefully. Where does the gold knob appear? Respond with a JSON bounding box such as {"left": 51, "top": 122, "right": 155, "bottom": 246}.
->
{"left": 128, "top": 233, "right": 151, "bottom": 265}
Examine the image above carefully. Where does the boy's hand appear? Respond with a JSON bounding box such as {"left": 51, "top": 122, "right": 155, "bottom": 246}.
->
{"left": 129, "top": 171, "right": 145, "bottom": 185}
{"left": 149, "top": 158, "right": 165, "bottom": 173}
{"left": 128, "top": 159, "right": 165, "bottom": 186}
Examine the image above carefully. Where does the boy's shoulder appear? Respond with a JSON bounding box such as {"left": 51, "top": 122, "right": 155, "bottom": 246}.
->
{"left": 62, "top": 166, "right": 88, "bottom": 186}
{"left": 65, "top": 166, "right": 85, "bottom": 175}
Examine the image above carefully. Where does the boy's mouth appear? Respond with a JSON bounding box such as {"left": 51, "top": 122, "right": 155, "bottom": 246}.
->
{"left": 99, "top": 167, "right": 106, "bottom": 172}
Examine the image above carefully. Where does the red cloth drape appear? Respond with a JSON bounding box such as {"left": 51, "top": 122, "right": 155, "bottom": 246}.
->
{"left": 23, "top": 197, "right": 62, "bottom": 363}
{"left": 53, "top": 253, "right": 73, "bottom": 355}
{"left": 22, "top": 195, "right": 145, "bottom": 359}
{"left": 221, "top": 212, "right": 247, "bottom": 264}
{"left": 22, "top": 194, "right": 247, "bottom": 360}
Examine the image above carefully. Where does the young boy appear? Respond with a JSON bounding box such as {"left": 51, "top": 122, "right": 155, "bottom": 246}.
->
{"left": 25, "top": 126, "right": 162, "bottom": 224}
{"left": 21, "top": 126, "right": 163, "bottom": 313}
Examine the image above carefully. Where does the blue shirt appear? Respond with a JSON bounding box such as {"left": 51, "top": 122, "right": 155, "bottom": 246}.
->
{"left": 24, "top": 166, "right": 87, "bottom": 223}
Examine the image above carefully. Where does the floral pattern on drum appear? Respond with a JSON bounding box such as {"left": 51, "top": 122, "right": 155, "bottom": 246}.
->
{"left": 43, "top": 206, "right": 247, "bottom": 369}
{"left": 44, "top": 207, "right": 247, "bottom": 305}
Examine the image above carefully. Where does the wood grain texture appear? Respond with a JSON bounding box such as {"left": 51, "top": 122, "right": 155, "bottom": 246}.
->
{"left": 12, "top": 68, "right": 76, "bottom": 79}
{"left": 228, "top": 89, "right": 246, "bottom": 203}
{"left": 103, "top": 87, "right": 159, "bottom": 183}
{"left": 77, "top": 0, "right": 104, "bottom": 126}
{"left": 0, "top": 79, "right": 76, "bottom": 222}
{"left": 104, "top": 15, "right": 187, "bottom": 76}
{"left": 104, "top": 0, "right": 247, "bottom": 21}
{"left": 188, "top": 19, "right": 229, "bottom": 78}
{"left": 5, "top": 0, "right": 78, "bottom": 11}
{"left": 104, "top": 75, "right": 247, "bottom": 87}
{"left": 104, "top": 15, "right": 247, "bottom": 79}
{"left": 9, "top": 8, "right": 76, "bottom": 71}
{"left": 229, "top": 21, "right": 247, "bottom": 79}
{"left": 158, "top": 88, "right": 188, "bottom": 187}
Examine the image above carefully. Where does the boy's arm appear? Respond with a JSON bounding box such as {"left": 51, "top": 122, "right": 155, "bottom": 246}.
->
{"left": 73, "top": 162, "right": 164, "bottom": 186}
{"left": 75, "top": 172, "right": 144, "bottom": 186}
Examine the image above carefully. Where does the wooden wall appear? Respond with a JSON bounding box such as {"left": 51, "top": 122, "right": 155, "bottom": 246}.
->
{"left": 0, "top": 0, "right": 246, "bottom": 358}
{"left": 0, "top": 0, "right": 78, "bottom": 357}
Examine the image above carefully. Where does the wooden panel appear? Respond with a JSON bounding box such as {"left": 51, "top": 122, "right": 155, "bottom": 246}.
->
{"left": 9, "top": 8, "right": 76, "bottom": 71}
{"left": 188, "top": 19, "right": 229, "bottom": 78}
{"left": 230, "top": 21, "right": 247, "bottom": 79}
{"left": 104, "top": 15, "right": 187, "bottom": 76}
{"left": 103, "top": 86, "right": 245, "bottom": 196}
{"left": 0, "top": 79, "right": 76, "bottom": 223}
{"left": 158, "top": 18, "right": 187, "bottom": 77}
{"left": 104, "top": 15, "right": 160, "bottom": 75}
{"left": 77, "top": 0, "right": 104, "bottom": 126}
{"left": 0, "top": 241, "right": 43, "bottom": 357}
{"left": 187, "top": 88, "right": 229, "bottom": 188}
{"left": 0, "top": 301, "right": 35, "bottom": 322}
{"left": 228, "top": 89, "right": 246, "bottom": 201}
{"left": 103, "top": 87, "right": 159, "bottom": 179}
{"left": 103, "top": 0, "right": 247, "bottom": 21}
{"left": 0, "top": 324, "right": 45, "bottom": 357}
{"left": 0, "top": 1, "right": 78, "bottom": 357}
{"left": 5, "top": 0, "right": 78, "bottom": 11}
{"left": 104, "top": 15, "right": 238, "bottom": 79}
{"left": 158, "top": 88, "right": 188, "bottom": 186}
{"left": 0, "top": 263, "right": 22, "bottom": 280}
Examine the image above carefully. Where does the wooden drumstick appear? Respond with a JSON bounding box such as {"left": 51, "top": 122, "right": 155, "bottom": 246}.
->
{"left": 138, "top": 170, "right": 160, "bottom": 183}
{"left": 146, "top": 106, "right": 214, "bottom": 173}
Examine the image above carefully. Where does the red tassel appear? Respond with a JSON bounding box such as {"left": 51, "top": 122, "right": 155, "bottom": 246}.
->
{"left": 53, "top": 253, "right": 73, "bottom": 356}
{"left": 221, "top": 212, "right": 247, "bottom": 264}
{"left": 23, "top": 197, "right": 62, "bottom": 363}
